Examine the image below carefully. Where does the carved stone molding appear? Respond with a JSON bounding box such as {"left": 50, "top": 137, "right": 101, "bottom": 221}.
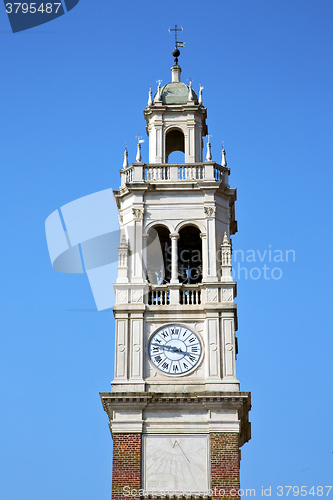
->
{"left": 207, "top": 288, "right": 218, "bottom": 302}
{"left": 132, "top": 207, "right": 144, "bottom": 219}
{"left": 116, "top": 289, "right": 128, "bottom": 303}
{"left": 221, "top": 288, "right": 233, "bottom": 302}
{"left": 131, "top": 289, "right": 143, "bottom": 303}
{"left": 204, "top": 206, "right": 216, "bottom": 217}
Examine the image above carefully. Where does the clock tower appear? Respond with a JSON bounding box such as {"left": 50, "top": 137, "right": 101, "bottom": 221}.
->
{"left": 100, "top": 46, "right": 251, "bottom": 500}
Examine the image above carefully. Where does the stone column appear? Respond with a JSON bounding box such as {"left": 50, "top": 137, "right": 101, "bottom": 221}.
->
{"left": 132, "top": 208, "right": 144, "bottom": 283}
{"left": 142, "top": 233, "right": 148, "bottom": 282}
{"left": 201, "top": 232, "right": 208, "bottom": 281}
{"left": 204, "top": 206, "right": 218, "bottom": 282}
{"left": 170, "top": 233, "right": 179, "bottom": 283}
{"left": 156, "top": 126, "right": 163, "bottom": 163}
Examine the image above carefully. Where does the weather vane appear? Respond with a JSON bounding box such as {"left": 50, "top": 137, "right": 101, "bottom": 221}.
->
{"left": 168, "top": 25, "right": 185, "bottom": 63}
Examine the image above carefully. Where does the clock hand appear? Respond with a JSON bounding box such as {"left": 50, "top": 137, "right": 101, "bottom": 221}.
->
{"left": 151, "top": 343, "right": 182, "bottom": 353}
{"left": 151, "top": 343, "right": 198, "bottom": 356}
{"left": 181, "top": 349, "right": 199, "bottom": 357}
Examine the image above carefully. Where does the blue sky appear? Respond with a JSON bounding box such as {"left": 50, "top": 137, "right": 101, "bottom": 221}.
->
{"left": 1, "top": 1, "right": 333, "bottom": 499}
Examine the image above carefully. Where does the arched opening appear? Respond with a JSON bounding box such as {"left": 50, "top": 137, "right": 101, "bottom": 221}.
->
{"left": 178, "top": 226, "right": 202, "bottom": 284}
{"left": 168, "top": 150, "right": 185, "bottom": 163}
{"left": 165, "top": 128, "right": 185, "bottom": 163}
{"left": 146, "top": 225, "right": 171, "bottom": 284}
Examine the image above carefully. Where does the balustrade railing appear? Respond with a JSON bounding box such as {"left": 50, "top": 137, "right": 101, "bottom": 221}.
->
{"left": 180, "top": 286, "right": 201, "bottom": 305}
{"left": 148, "top": 285, "right": 202, "bottom": 306}
{"left": 178, "top": 165, "right": 205, "bottom": 180}
{"left": 214, "top": 165, "right": 223, "bottom": 182}
{"left": 125, "top": 167, "right": 134, "bottom": 183}
{"left": 144, "top": 165, "right": 170, "bottom": 181}
{"left": 122, "top": 163, "right": 227, "bottom": 185}
{"left": 148, "top": 287, "right": 170, "bottom": 305}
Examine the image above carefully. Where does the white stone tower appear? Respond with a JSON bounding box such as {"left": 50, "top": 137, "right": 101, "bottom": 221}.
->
{"left": 101, "top": 46, "right": 251, "bottom": 500}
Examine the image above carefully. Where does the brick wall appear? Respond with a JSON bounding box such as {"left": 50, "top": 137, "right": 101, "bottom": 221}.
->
{"left": 210, "top": 432, "right": 240, "bottom": 500}
{"left": 112, "top": 433, "right": 141, "bottom": 500}
{"left": 111, "top": 432, "right": 240, "bottom": 500}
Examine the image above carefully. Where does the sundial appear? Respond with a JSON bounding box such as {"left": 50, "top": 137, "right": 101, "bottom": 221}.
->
{"left": 143, "top": 435, "right": 209, "bottom": 492}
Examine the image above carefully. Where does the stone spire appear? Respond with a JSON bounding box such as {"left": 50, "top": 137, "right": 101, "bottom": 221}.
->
{"left": 187, "top": 79, "right": 195, "bottom": 102}
{"left": 123, "top": 144, "right": 128, "bottom": 168}
{"left": 116, "top": 234, "right": 129, "bottom": 283}
{"left": 136, "top": 141, "right": 142, "bottom": 162}
{"left": 148, "top": 85, "right": 152, "bottom": 106}
{"left": 155, "top": 80, "right": 162, "bottom": 102}
{"left": 199, "top": 84, "right": 203, "bottom": 104}
{"left": 222, "top": 144, "right": 227, "bottom": 167}
{"left": 221, "top": 232, "right": 233, "bottom": 282}
{"left": 171, "top": 64, "right": 182, "bottom": 82}
{"left": 206, "top": 137, "right": 212, "bottom": 161}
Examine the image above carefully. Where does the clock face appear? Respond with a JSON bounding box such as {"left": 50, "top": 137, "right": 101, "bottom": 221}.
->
{"left": 149, "top": 325, "right": 202, "bottom": 375}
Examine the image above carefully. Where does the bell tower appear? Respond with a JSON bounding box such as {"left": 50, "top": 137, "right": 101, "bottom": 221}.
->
{"left": 144, "top": 62, "right": 207, "bottom": 164}
{"left": 100, "top": 43, "right": 251, "bottom": 500}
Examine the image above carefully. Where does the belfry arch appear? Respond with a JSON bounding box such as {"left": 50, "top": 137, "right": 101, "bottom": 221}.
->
{"left": 146, "top": 224, "right": 171, "bottom": 284}
{"left": 165, "top": 128, "right": 185, "bottom": 163}
{"left": 178, "top": 225, "right": 202, "bottom": 284}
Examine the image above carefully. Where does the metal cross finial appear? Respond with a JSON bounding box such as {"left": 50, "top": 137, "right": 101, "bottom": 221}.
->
{"left": 208, "top": 133, "right": 212, "bottom": 143}
{"left": 156, "top": 79, "right": 163, "bottom": 87}
{"left": 199, "top": 83, "right": 204, "bottom": 91}
{"left": 168, "top": 24, "right": 183, "bottom": 46}
{"left": 188, "top": 77, "right": 193, "bottom": 86}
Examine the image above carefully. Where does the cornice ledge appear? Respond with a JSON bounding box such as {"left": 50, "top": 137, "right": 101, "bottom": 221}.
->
{"left": 100, "top": 392, "right": 150, "bottom": 417}
{"left": 100, "top": 391, "right": 251, "bottom": 412}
